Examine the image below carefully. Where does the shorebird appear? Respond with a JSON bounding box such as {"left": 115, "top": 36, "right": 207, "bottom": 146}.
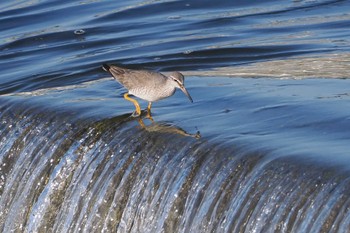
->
{"left": 102, "top": 64, "right": 193, "bottom": 116}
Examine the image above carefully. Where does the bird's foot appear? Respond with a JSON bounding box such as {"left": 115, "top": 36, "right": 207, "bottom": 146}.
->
{"left": 131, "top": 111, "right": 141, "bottom": 117}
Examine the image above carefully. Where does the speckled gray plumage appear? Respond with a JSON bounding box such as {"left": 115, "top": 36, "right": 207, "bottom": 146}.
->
{"left": 103, "top": 64, "right": 190, "bottom": 102}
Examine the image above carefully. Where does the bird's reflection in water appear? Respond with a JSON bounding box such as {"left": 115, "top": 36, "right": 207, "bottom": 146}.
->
{"left": 94, "top": 111, "right": 200, "bottom": 139}
{"left": 137, "top": 117, "right": 200, "bottom": 139}
{"left": 137, "top": 110, "right": 200, "bottom": 139}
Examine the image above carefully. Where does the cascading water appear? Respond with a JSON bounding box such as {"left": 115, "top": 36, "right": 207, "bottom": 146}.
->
{"left": 1, "top": 95, "right": 350, "bottom": 232}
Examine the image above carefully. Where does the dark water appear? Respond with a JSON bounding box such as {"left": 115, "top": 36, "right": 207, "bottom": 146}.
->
{"left": 1, "top": 0, "right": 350, "bottom": 232}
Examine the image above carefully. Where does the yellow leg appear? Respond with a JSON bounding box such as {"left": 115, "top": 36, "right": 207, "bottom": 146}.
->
{"left": 124, "top": 93, "right": 141, "bottom": 116}
{"left": 147, "top": 102, "right": 152, "bottom": 114}
{"left": 146, "top": 102, "right": 154, "bottom": 121}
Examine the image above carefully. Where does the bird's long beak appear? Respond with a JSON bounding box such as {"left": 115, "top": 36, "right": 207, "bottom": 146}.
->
{"left": 179, "top": 84, "right": 193, "bottom": 103}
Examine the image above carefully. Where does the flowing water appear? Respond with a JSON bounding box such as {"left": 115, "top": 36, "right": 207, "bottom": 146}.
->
{"left": 1, "top": 1, "right": 350, "bottom": 232}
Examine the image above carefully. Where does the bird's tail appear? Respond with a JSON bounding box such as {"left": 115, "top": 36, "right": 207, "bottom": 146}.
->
{"left": 102, "top": 64, "right": 111, "bottom": 72}
{"left": 102, "top": 64, "right": 128, "bottom": 76}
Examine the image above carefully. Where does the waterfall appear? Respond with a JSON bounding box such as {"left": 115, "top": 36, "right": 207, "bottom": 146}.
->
{"left": 1, "top": 102, "right": 349, "bottom": 233}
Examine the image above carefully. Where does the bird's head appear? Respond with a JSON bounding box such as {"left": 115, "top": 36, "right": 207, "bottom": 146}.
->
{"left": 168, "top": 72, "right": 193, "bottom": 103}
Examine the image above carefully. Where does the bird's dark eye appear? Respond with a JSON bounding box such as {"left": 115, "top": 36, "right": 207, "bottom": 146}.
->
{"left": 172, "top": 77, "right": 180, "bottom": 83}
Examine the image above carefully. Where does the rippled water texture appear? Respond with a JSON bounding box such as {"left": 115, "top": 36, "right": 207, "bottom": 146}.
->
{"left": 1, "top": 0, "right": 350, "bottom": 232}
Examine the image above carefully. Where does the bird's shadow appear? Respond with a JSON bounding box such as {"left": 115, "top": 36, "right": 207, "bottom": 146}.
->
{"left": 93, "top": 110, "right": 200, "bottom": 139}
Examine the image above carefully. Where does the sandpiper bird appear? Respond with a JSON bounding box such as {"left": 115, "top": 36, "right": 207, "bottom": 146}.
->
{"left": 102, "top": 64, "right": 193, "bottom": 116}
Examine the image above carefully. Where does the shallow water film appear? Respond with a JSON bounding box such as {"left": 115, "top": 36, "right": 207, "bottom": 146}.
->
{"left": 1, "top": 1, "right": 350, "bottom": 232}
